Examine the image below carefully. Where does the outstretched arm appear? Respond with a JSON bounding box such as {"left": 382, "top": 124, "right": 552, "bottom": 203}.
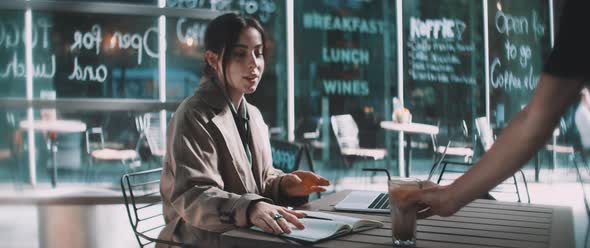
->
{"left": 416, "top": 74, "right": 583, "bottom": 217}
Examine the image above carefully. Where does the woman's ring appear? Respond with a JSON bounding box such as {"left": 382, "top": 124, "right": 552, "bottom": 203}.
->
{"left": 273, "top": 213, "right": 284, "bottom": 221}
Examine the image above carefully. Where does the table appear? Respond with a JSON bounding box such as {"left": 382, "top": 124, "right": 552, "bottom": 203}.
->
{"left": 20, "top": 120, "right": 87, "bottom": 187}
{"left": 380, "top": 121, "right": 439, "bottom": 177}
{"left": 221, "top": 190, "right": 574, "bottom": 248}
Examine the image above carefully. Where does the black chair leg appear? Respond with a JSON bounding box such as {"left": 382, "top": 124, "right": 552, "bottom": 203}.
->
{"left": 513, "top": 175, "right": 522, "bottom": 203}
{"left": 13, "top": 155, "right": 22, "bottom": 189}
{"left": 428, "top": 154, "right": 440, "bottom": 180}
{"left": 574, "top": 153, "right": 590, "bottom": 217}
{"left": 518, "top": 169, "right": 531, "bottom": 203}
{"left": 437, "top": 162, "right": 449, "bottom": 184}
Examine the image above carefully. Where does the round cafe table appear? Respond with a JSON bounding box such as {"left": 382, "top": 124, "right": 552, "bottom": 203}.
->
{"left": 20, "top": 120, "right": 87, "bottom": 188}
{"left": 380, "top": 121, "right": 439, "bottom": 177}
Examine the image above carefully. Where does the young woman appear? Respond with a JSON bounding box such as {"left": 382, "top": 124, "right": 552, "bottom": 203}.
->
{"left": 159, "top": 13, "right": 329, "bottom": 247}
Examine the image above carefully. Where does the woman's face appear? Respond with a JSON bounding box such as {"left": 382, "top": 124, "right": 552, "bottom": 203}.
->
{"left": 222, "top": 27, "right": 265, "bottom": 99}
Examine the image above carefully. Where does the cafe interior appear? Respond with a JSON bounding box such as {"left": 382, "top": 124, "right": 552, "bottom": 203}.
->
{"left": 0, "top": 0, "right": 588, "bottom": 247}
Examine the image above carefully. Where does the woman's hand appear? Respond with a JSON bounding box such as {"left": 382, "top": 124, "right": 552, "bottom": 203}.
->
{"left": 280, "top": 170, "right": 330, "bottom": 197}
{"left": 248, "top": 201, "right": 306, "bottom": 234}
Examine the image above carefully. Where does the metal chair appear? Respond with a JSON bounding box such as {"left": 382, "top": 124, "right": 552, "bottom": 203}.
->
{"left": 432, "top": 117, "right": 530, "bottom": 203}
{"left": 85, "top": 126, "right": 142, "bottom": 177}
{"left": 330, "top": 114, "right": 387, "bottom": 167}
{"left": 121, "top": 168, "right": 189, "bottom": 248}
{"left": 0, "top": 113, "right": 22, "bottom": 186}
{"left": 428, "top": 120, "right": 474, "bottom": 177}
{"left": 141, "top": 113, "right": 166, "bottom": 159}
{"left": 428, "top": 120, "right": 474, "bottom": 180}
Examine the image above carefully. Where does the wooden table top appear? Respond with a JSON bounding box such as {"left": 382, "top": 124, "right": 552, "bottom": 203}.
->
{"left": 220, "top": 190, "right": 574, "bottom": 248}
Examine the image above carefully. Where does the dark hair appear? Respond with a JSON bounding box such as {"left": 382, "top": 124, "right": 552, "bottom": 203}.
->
{"left": 203, "top": 13, "right": 266, "bottom": 81}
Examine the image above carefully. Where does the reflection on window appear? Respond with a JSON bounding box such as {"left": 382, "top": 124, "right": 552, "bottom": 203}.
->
{"left": 294, "top": 0, "right": 397, "bottom": 164}
{"left": 166, "top": 17, "right": 206, "bottom": 101}
{"left": 487, "top": 0, "right": 551, "bottom": 127}
{"left": 32, "top": 12, "right": 159, "bottom": 99}
{"left": 0, "top": 11, "right": 26, "bottom": 97}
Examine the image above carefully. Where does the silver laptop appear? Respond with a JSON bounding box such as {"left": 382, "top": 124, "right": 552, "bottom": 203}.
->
{"left": 333, "top": 191, "right": 390, "bottom": 213}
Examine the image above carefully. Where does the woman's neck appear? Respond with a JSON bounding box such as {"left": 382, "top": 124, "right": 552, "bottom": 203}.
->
{"left": 228, "top": 93, "right": 243, "bottom": 110}
{"left": 214, "top": 76, "right": 243, "bottom": 110}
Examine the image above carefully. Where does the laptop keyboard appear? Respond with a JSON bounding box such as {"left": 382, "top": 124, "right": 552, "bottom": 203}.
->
{"left": 367, "top": 193, "right": 390, "bottom": 209}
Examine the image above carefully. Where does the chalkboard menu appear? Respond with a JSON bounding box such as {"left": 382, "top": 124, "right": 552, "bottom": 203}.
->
{"left": 293, "top": 0, "right": 396, "bottom": 125}
{"left": 488, "top": 0, "right": 551, "bottom": 126}
{"left": 404, "top": 0, "right": 481, "bottom": 86}
{"left": 402, "top": 0, "right": 484, "bottom": 125}
{"left": 0, "top": 11, "right": 26, "bottom": 97}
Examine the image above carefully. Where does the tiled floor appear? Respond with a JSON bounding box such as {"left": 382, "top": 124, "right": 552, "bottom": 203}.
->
{"left": 0, "top": 156, "right": 589, "bottom": 248}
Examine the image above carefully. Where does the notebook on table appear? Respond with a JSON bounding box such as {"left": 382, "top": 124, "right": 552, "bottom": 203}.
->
{"left": 251, "top": 210, "right": 383, "bottom": 243}
{"left": 333, "top": 191, "right": 390, "bottom": 213}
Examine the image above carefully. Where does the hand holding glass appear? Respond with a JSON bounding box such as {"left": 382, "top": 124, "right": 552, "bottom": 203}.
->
{"left": 362, "top": 168, "right": 421, "bottom": 247}
{"left": 388, "top": 177, "right": 420, "bottom": 247}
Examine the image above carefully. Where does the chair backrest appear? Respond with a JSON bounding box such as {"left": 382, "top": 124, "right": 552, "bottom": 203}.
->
{"left": 300, "top": 117, "right": 323, "bottom": 140}
{"left": 121, "top": 168, "right": 185, "bottom": 248}
{"left": 430, "top": 120, "right": 469, "bottom": 150}
{"left": 475, "top": 117, "right": 494, "bottom": 152}
{"left": 85, "top": 127, "right": 105, "bottom": 154}
{"left": 140, "top": 113, "right": 165, "bottom": 157}
{"left": 330, "top": 114, "right": 360, "bottom": 150}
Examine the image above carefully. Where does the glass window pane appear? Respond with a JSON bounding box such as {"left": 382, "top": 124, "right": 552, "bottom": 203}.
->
{"left": 165, "top": 17, "right": 205, "bottom": 101}
{"left": 487, "top": 0, "right": 551, "bottom": 127}
{"left": 32, "top": 12, "right": 160, "bottom": 99}
{"left": 294, "top": 0, "right": 397, "bottom": 165}
{"left": 26, "top": 110, "right": 166, "bottom": 187}
{"left": 41, "top": 0, "right": 157, "bottom": 4}
{"left": 403, "top": 0, "right": 485, "bottom": 129}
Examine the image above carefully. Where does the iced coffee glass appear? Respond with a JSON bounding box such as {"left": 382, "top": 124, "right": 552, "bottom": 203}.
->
{"left": 388, "top": 177, "right": 420, "bottom": 247}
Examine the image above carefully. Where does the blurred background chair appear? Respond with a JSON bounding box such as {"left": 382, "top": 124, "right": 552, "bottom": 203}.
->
{"left": 85, "top": 122, "right": 142, "bottom": 182}
{"left": 536, "top": 126, "right": 575, "bottom": 181}
{"left": 0, "top": 113, "right": 23, "bottom": 186}
{"left": 430, "top": 120, "right": 474, "bottom": 164}
{"left": 428, "top": 120, "right": 474, "bottom": 181}
{"left": 295, "top": 117, "right": 325, "bottom": 160}
{"left": 431, "top": 116, "right": 530, "bottom": 203}
{"left": 330, "top": 114, "right": 387, "bottom": 168}
{"left": 121, "top": 168, "right": 188, "bottom": 248}
{"left": 330, "top": 114, "right": 387, "bottom": 187}
{"left": 140, "top": 113, "right": 166, "bottom": 161}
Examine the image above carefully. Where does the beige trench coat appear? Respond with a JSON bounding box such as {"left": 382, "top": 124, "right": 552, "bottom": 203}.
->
{"left": 158, "top": 79, "right": 303, "bottom": 248}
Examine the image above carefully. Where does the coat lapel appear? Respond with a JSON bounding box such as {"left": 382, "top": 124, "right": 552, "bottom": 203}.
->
{"left": 200, "top": 79, "right": 258, "bottom": 193}
{"left": 247, "top": 105, "right": 269, "bottom": 193}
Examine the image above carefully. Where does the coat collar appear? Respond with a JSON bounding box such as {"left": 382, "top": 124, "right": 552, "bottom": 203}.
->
{"left": 195, "top": 77, "right": 227, "bottom": 111}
